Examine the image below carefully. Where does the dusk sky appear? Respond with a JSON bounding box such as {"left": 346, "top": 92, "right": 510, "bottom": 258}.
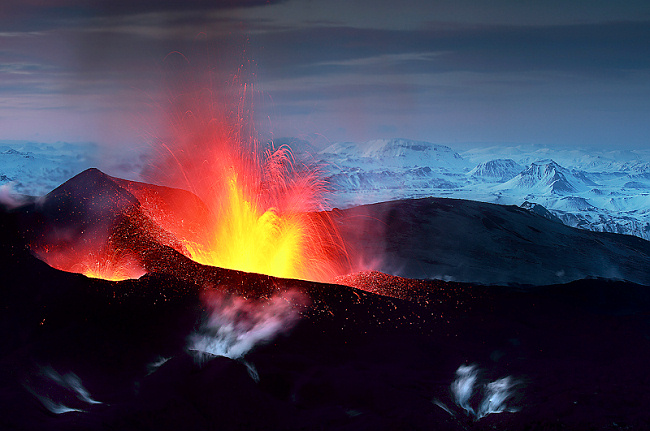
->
{"left": 1, "top": 0, "right": 649, "bottom": 152}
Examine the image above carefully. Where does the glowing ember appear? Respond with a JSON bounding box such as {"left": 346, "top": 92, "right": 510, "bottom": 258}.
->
{"left": 80, "top": 255, "right": 145, "bottom": 282}
{"left": 26, "top": 165, "right": 149, "bottom": 282}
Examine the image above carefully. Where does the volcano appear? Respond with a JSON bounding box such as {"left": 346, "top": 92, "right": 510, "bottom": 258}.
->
{"left": 3, "top": 169, "right": 650, "bottom": 430}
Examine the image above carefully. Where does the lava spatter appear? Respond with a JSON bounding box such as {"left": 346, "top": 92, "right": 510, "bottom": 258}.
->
{"left": 141, "top": 75, "right": 346, "bottom": 282}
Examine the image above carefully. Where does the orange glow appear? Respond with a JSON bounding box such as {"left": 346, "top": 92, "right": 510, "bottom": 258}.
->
{"left": 28, "top": 62, "right": 348, "bottom": 283}
{"left": 144, "top": 141, "right": 340, "bottom": 281}
{"left": 35, "top": 244, "right": 146, "bottom": 282}
{"left": 79, "top": 252, "right": 145, "bottom": 281}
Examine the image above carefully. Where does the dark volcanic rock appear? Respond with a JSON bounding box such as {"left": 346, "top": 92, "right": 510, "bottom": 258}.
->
{"left": 4, "top": 170, "right": 650, "bottom": 430}
{"left": 3, "top": 203, "right": 650, "bottom": 430}
{"left": 30, "top": 168, "right": 139, "bottom": 243}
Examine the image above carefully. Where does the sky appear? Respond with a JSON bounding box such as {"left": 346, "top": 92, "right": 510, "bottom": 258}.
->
{"left": 1, "top": 0, "right": 650, "bottom": 153}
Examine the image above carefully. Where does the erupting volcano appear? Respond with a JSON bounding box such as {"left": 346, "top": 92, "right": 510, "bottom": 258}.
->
{"left": 27, "top": 75, "right": 346, "bottom": 283}
{"left": 4, "top": 0, "right": 650, "bottom": 428}
{"left": 7, "top": 140, "right": 650, "bottom": 431}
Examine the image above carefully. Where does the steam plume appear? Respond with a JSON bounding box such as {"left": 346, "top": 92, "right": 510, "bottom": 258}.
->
{"left": 446, "top": 364, "right": 520, "bottom": 420}
{"left": 187, "top": 289, "right": 306, "bottom": 362}
{"left": 24, "top": 366, "right": 101, "bottom": 415}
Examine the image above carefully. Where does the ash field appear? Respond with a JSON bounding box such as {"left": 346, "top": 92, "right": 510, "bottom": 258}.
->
{"left": 2, "top": 165, "right": 650, "bottom": 430}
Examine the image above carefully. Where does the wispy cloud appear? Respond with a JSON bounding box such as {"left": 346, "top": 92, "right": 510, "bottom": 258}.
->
{"left": 0, "top": 0, "right": 287, "bottom": 31}
{"left": 314, "top": 51, "right": 447, "bottom": 68}
{"left": 1, "top": 1, "right": 649, "bottom": 147}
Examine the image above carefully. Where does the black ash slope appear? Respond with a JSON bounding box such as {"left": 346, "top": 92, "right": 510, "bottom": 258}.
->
{"left": 2, "top": 169, "right": 650, "bottom": 429}
{"left": 3, "top": 206, "right": 650, "bottom": 430}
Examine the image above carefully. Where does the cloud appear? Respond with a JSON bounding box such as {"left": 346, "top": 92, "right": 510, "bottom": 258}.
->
{"left": 2, "top": 0, "right": 649, "bottom": 148}
{"left": 0, "top": 0, "right": 286, "bottom": 32}
{"left": 313, "top": 51, "right": 447, "bottom": 68}
{"left": 70, "top": 0, "right": 287, "bottom": 15}
{"left": 247, "top": 21, "right": 650, "bottom": 122}
{"left": 247, "top": 21, "right": 650, "bottom": 82}
{"left": 1, "top": 0, "right": 287, "bottom": 18}
{"left": 218, "top": 0, "right": 650, "bottom": 31}
{"left": 0, "top": 62, "right": 51, "bottom": 76}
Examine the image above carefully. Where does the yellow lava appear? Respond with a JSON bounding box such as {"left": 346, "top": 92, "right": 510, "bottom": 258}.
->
{"left": 78, "top": 250, "right": 145, "bottom": 281}
{"left": 182, "top": 173, "right": 309, "bottom": 280}
{"left": 83, "top": 268, "right": 134, "bottom": 282}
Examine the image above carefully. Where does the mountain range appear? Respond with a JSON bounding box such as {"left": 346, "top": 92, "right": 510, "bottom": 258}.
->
{"left": 284, "top": 138, "right": 650, "bottom": 241}
{"left": 13, "top": 167, "right": 650, "bottom": 287}
{"left": 3, "top": 138, "right": 650, "bottom": 241}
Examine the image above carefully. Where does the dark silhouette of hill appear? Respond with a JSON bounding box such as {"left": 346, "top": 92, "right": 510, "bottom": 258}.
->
{"left": 332, "top": 196, "right": 650, "bottom": 285}
{"left": 3, "top": 200, "right": 650, "bottom": 430}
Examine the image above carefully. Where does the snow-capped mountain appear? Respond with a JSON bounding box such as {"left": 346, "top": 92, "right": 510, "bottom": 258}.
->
{"left": 292, "top": 138, "right": 650, "bottom": 241}
{"left": 468, "top": 159, "right": 522, "bottom": 182}
{"left": 318, "top": 138, "right": 468, "bottom": 171}
{"left": 0, "top": 143, "right": 94, "bottom": 196}
{"left": 496, "top": 159, "right": 597, "bottom": 195}
{"left": 313, "top": 139, "right": 471, "bottom": 206}
{"left": 0, "top": 141, "right": 144, "bottom": 196}
{"left": 4, "top": 137, "right": 650, "bottom": 242}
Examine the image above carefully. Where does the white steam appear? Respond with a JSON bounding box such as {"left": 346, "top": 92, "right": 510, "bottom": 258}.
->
{"left": 243, "top": 360, "right": 260, "bottom": 383}
{"left": 146, "top": 356, "right": 172, "bottom": 375}
{"left": 25, "top": 366, "right": 102, "bottom": 415}
{"left": 32, "top": 395, "right": 85, "bottom": 414}
{"left": 451, "top": 364, "right": 479, "bottom": 416}
{"left": 187, "top": 290, "right": 305, "bottom": 362}
{"left": 477, "top": 376, "right": 517, "bottom": 418}
{"left": 0, "top": 183, "right": 26, "bottom": 208}
{"left": 436, "top": 364, "right": 520, "bottom": 421}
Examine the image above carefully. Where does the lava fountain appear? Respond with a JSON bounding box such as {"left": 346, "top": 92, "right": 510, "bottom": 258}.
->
{"left": 24, "top": 58, "right": 347, "bottom": 282}
{"left": 141, "top": 76, "right": 345, "bottom": 282}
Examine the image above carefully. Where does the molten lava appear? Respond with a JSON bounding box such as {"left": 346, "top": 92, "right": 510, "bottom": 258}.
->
{"left": 27, "top": 68, "right": 347, "bottom": 282}
{"left": 183, "top": 171, "right": 308, "bottom": 279}
{"left": 35, "top": 243, "right": 146, "bottom": 282}
{"left": 81, "top": 256, "right": 145, "bottom": 282}
{"left": 144, "top": 143, "right": 340, "bottom": 281}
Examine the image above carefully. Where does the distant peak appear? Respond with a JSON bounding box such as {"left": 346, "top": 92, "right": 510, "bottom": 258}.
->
{"left": 524, "top": 160, "right": 570, "bottom": 175}
{"left": 2, "top": 148, "right": 23, "bottom": 155}
{"left": 469, "top": 159, "right": 522, "bottom": 181}
{"left": 365, "top": 138, "right": 453, "bottom": 151}
{"left": 531, "top": 159, "right": 561, "bottom": 168}
{"left": 45, "top": 167, "right": 134, "bottom": 202}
